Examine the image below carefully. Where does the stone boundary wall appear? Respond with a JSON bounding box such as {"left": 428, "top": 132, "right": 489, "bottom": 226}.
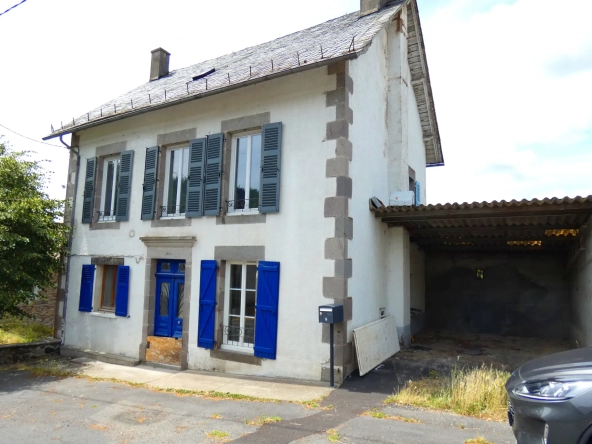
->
{"left": 0, "top": 338, "right": 61, "bottom": 365}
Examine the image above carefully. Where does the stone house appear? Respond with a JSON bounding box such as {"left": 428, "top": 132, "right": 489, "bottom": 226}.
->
{"left": 43, "top": 0, "right": 443, "bottom": 383}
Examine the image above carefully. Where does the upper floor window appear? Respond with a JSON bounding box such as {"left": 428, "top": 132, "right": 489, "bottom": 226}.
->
{"left": 162, "top": 146, "right": 189, "bottom": 217}
{"left": 228, "top": 133, "right": 261, "bottom": 213}
{"left": 99, "top": 156, "right": 120, "bottom": 222}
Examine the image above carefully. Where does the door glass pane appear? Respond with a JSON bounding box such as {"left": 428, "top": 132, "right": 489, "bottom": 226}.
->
{"left": 180, "top": 148, "right": 189, "bottom": 213}
{"left": 178, "top": 263, "right": 185, "bottom": 273}
{"left": 244, "top": 318, "right": 255, "bottom": 345}
{"left": 229, "top": 290, "right": 241, "bottom": 316}
{"left": 228, "top": 316, "right": 240, "bottom": 343}
{"left": 102, "top": 266, "right": 116, "bottom": 308}
{"left": 249, "top": 134, "right": 261, "bottom": 209}
{"left": 161, "top": 262, "right": 171, "bottom": 272}
{"left": 159, "top": 282, "right": 170, "bottom": 316}
{"left": 229, "top": 264, "right": 242, "bottom": 289}
{"left": 176, "top": 282, "right": 185, "bottom": 318}
{"left": 245, "top": 290, "right": 256, "bottom": 317}
{"left": 246, "top": 265, "right": 257, "bottom": 290}
{"left": 234, "top": 137, "right": 248, "bottom": 209}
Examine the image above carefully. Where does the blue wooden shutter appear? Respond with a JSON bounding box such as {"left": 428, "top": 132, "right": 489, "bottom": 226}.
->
{"left": 115, "top": 265, "right": 130, "bottom": 317}
{"left": 415, "top": 180, "right": 421, "bottom": 206}
{"left": 141, "top": 146, "right": 159, "bottom": 220}
{"left": 115, "top": 150, "right": 134, "bottom": 221}
{"left": 79, "top": 264, "right": 95, "bottom": 312}
{"left": 185, "top": 138, "right": 206, "bottom": 218}
{"left": 81, "top": 158, "right": 97, "bottom": 223}
{"left": 198, "top": 260, "right": 218, "bottom": 349}
{"left": 254, "top": 261, "right": 280, "bottom": 359}
{"left": 203, "top": 134, "right": 223, "bottom": 216}
{"left": 259, "top": 123, "right": 282, "bottom": 214}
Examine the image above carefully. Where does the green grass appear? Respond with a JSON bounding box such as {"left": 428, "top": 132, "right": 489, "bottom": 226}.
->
{"left": 385, "top": 365, "right": 510, "bottom": 422}
{"left": 245, "top": 415, "right": 282, "bottom": 426}
{"left": 207, "top": 430, "right": 230, "bottom": 442}
{"left": 465, "top": 437, "right": 493, "bottom": 444}
{"left": 326, "top": 429, "right": 341, "bottom": 442}
{"left": 0, "top": 317, "right": 53, "bottom": 344}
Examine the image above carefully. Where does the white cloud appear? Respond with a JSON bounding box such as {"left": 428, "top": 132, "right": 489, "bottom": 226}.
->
{"left": 423, "top": 0, "right": 592, "bottom": 203}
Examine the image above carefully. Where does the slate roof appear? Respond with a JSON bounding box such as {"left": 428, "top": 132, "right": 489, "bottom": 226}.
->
{"left": 44, "top": 0, "right": 442, "bottom": 165}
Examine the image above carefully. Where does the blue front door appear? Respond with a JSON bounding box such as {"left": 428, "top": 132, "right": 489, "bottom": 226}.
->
{"left": 154, "top": 260, "right": 185, "bottom": 338}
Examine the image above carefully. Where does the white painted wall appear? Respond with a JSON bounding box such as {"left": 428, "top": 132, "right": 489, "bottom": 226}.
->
{"left": 348, "top": 16, "right": 427, "bottom": 344}
{"left": 65, "top": 66, "right": 336, "bottom": 381}
{"left": 570, "top": 229, "right": 592, "bottom": 347}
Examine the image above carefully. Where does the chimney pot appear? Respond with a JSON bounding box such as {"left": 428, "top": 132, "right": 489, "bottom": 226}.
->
{"left": 360, "top": 0, "right": 387, "bottom": 17}
{"left": 150, "top": 48, "right": 170, "bottom": 81}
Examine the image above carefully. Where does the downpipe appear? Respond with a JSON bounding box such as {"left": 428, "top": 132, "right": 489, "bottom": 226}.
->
{"left": 59, "top": 134, "right": 80, "bottom": 345}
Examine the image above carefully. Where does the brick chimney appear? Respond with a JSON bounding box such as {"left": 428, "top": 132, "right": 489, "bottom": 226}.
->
{"left": 150, "top": 48, "right": 170, "bottom": 81}
{"left": 360, "top": 0, "right": 388, "bottom": 16}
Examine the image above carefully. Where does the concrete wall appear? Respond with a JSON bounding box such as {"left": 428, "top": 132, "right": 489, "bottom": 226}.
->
{"left": 348, "top": 10, "right": 426, "bottom": 345}
{"left": 425, "top": 252, "right": 571, "bottom": 339}
{"left": 570, "top": 229, "right": 592, "bottom": 347}
{"left": 65, "top": 66, "right": 335, "bottom": 381}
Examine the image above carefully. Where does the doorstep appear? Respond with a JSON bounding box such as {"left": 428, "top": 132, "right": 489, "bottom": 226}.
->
{"left": 70, "top": 359, "right": 333, "bottom": 402}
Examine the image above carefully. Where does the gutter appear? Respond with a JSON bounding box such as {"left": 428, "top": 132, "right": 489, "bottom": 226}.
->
{"left": 43, "top": 52, "right": 359, "bottom": 140}
{"left": 57, "top": 134, "right": 80, "bottom": 344}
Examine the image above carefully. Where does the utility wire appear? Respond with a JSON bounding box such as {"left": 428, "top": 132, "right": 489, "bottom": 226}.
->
{"left": 0, "top": 123, "right": 64, "bottom": 148}
{"left": 0, "top": 0, "right": 27, "bottom": 17}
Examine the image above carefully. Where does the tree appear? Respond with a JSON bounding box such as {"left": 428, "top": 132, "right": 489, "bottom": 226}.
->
{"left": 0, "top": 140, "right": 69, "bottom": 317}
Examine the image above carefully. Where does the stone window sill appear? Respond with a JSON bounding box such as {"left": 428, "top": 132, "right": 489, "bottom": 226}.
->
{"left": 210, "top": 348, "right": 261, "bottom": 366}
{"left": 90, "top": 311, "right": 117, "bottom": 319}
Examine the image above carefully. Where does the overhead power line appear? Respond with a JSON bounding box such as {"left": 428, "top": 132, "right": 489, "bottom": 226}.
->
{"left": 0, "top": 123, "right": 64, "bottom": 148}
{"left": 0, "top": 0, "right": 27, "bottom": 17}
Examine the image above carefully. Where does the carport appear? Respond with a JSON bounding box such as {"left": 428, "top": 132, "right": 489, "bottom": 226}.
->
{"left": 372, "top": 196, "right": 592, "bottom": 368}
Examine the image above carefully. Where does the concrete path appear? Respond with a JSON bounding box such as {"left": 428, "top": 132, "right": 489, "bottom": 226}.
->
{"left": 70, "top": 358, "right": 332, "bottom": 403}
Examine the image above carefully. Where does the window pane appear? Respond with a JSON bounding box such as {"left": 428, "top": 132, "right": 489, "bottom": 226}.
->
{"left": 234, "top": 138, "right": 248, "bottom": 209}
{"left": 180, "top": 148, "right": 189, "bottom": 213}
{"left": 244, "top": 318, "right": 255, "bottom": 345}
{"left": 249, "top": 134, "right": 261, "bottom": 209}
{"left": 228, "top": 316, "right": 240, "bottom": 343}
{"left": 245, "top": 290, "right": 256, "bottom": 317}
{"left": 229, "top": 290, "right": 241, "bottom": 315}
{"left": 176, "top": 282, "right": 184, "bottom": 318}
{"left": 167, "top": 150, "right": 178, "bottom": 215}
{"left": 246, "top": 265, "right": 257, "bottom": 290}
{"left": 159, "top": 282, "right": 170, "bottom": 316}
{"left": 104, "top": 161, "right": 114, "bottom": 216}
{"left": 102, "top": 266, "right": 116, "bottom": 308}
{"left": 229, "top": 264, "right": 242, "bottom": 289}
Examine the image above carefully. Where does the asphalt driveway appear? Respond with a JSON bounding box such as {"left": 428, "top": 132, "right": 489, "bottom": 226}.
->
{"left": 0, "top": 361, "right": 515, "bottom": 444}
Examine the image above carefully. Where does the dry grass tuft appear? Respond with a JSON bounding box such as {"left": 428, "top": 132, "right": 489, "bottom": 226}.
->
{"left": 326, "top": 429, "right": 341, "bottom": 442}
{"left": 206, "top": 430, "right": 230, "bottom": 442}
{"left": 465, "top": 437, "right": 493, "bottom": 444}
{"left": 361, "top": 409, "right": 423, "bottom": 423}
{"left": 245, "top": 415, "right": 282, "bottom": 426}
{"left": 385, "top": 365, "right": 509, "bottom": 422}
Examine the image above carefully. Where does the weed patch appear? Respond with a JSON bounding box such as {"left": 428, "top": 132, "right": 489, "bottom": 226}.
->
{"left": 207, "top": 430, "right": 230, "bottom": 442}
{"left": 361, "top": 409, "right": 422, "bottom": 423}
{"left": 326, "top": 428, "right": 340, "bottom": 442}
{"left": 245, "top": 415, "right": 282, "bottom": 426}
{"left": 385, "top": 365, "right": 509, "bottom": 421}
{"left": 0, "top": 318, "right": 53, "bottom": 344}
{"left": 465, "top": 437, "right": 493, "bottom": 444}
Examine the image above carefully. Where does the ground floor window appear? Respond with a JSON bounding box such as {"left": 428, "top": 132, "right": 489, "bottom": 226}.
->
{"left": 100, "top": 265, "right": 118, "bottom": 311}
{"left": 222, "top": 262, "right": 257, "bottom": 351}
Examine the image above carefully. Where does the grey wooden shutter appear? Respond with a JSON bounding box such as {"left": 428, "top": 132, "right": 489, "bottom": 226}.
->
{"left": 141, "top": 146, "right": 159, "bottom": 220}
{"left": 185, "top": 138, "right": 206, "bottom": 218}
{"left": 203, "top": 133, "right": 224, "bottom": 217}
{"left": 81, "top": 157, "right": 97, "bottom": 224}
{"left": 259, "top": 122, "right": 282, "bottom": 213}
{"left": 115, "top": 150, "right": 134, "bottom": 221}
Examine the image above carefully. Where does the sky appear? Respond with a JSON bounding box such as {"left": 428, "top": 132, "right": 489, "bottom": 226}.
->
{"left": 0, "top": 0, "right": 591, "bottom": 204}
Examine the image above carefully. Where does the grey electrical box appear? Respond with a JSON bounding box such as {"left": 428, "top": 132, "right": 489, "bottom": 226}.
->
{"left": 319, "top": 304, "right": 344, "bottom": 324}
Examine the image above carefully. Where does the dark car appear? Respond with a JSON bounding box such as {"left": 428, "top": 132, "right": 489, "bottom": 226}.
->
{"left": 506, "top": 348, "right": 592, "bottom": 444}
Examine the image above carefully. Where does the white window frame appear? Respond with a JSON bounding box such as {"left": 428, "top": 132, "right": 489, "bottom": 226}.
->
{"left": 228, "top": 130, "right": 262, "bottom": 215}
{"left": 221, "top": 261, "right": 258, "bottom": 353}
{"left": 162, "top": 146, "right": 189, "bottom": 219}
{"left": 99, "top": 155, "right": 120, "bottom": 222}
